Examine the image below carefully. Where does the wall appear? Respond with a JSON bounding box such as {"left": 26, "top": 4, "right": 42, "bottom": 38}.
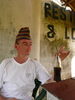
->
{"left": 31, "top": 0, "right": 41, "bottom": 60}
{"left": 40, "top": 1, "right": 75, "bottom": 79}
{"left": 0, "top": 0, "right": 41, "bottom": 62}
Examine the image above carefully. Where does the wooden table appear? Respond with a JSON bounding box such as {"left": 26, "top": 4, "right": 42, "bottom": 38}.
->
{"left": 42, "top": 78, "right": 75, "bottom": 100}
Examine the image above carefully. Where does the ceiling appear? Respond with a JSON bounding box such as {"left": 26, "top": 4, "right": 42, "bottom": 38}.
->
{"left": 61, "top": 0, "right": 75, "bottom": 11}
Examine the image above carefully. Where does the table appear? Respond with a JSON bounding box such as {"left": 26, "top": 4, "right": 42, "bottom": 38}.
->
{"left": 42, "top": 78, "right": 75, "bottom": 100}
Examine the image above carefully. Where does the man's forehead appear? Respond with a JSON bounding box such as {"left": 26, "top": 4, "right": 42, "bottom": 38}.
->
{"left": 19, "top": 39, "right": 32, "bottom": 43}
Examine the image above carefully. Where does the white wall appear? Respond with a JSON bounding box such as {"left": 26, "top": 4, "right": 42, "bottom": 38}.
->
{"left": 0, "top": 0, "right": 41, "bottom": 61}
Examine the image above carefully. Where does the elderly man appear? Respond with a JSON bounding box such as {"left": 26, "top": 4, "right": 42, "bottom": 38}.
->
{"left": 0, "top": 27, "right": 52, "bottom": 100}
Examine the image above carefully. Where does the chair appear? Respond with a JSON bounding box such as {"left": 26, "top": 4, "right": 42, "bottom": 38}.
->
{"left": 32, "top": 79, "right": 47, "bottom": 100}
{"left": 35, "top": 88, "right": 47, "bottom": 100}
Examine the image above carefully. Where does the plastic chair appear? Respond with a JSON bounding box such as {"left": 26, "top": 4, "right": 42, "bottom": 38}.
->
{"left": 32, "top": 79, "right": 47, "bottom": 100}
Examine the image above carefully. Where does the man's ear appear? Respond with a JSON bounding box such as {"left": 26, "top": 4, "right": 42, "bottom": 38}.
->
{"left": 14, "top": 44, "right": 17, "bottom": 49}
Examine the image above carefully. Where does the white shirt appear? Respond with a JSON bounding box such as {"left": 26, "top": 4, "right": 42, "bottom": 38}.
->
{"left": 0, "top": 58, "right": 51, "bottom": 100}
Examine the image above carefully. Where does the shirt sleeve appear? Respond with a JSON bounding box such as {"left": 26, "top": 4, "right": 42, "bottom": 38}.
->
{"left": 0, "top": 61, "right": 5, "bottom": 89}
{"left": 35, "top": 61, "right": 52, "bottom": 84}
{"left": 71, "top": 56, "right": 75, "bottom": 77}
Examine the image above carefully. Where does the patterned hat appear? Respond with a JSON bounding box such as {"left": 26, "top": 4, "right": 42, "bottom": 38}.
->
{"left": 16, "top": 27, "right": 31, "bottom": 42}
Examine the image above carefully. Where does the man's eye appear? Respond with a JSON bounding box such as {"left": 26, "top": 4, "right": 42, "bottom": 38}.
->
{"left": 23, "top": 43, "right": 27, "bottom": 45}
{"left": 23, "top": 43, "right": 32, "bottom": 46}
{"left": 30, "top": 43, "right": 32, "bottom": 46}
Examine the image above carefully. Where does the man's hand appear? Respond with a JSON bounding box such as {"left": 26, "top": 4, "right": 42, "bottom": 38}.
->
{"left": 7, "top": 98, "right": 18, "bottom": 100}
{"left": 0, "top": 96, "right": 18, "bottom": 100}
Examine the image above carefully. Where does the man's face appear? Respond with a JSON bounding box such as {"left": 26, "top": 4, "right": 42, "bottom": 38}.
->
{"left": 15, "top": 39, "right": 32, "bottom": 56}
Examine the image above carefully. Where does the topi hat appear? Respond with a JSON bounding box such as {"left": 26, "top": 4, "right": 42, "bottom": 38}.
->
{"left": 16, "top": 27, "right": 31, "bottom": 42}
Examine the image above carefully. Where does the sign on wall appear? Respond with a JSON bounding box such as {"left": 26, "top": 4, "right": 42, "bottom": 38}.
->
{"left": 44, "top": 1, "right": 75, "bottom": 40}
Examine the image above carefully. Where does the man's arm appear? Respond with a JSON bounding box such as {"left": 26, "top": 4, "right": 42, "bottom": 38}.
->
{"left": 46, "top": 79, "right": 56, "bottom": 84}
{"left": 0, "top": 96, "right": 8, "bottom": 100}
{"left": 0, "top": 96, "right": 18, "bottom": 100}
{"left": 45, "top": 75, "right": 56, "bottom": 84}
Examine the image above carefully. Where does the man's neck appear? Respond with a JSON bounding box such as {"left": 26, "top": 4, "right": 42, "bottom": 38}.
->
{"left": 14, "top": 55, "right": 29, "bottom": 64}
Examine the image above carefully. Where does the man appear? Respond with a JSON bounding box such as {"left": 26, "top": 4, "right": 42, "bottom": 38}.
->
{"left": 0, "top": 27, "right": 52, "bottom": 100}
